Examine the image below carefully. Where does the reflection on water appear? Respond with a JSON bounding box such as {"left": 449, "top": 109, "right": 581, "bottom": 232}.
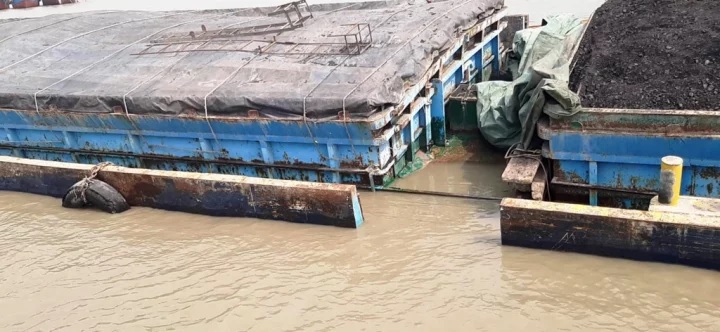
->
{"left": 392, "top": 155, "right": 513, "bottom": 198}
{"left": 0, "top": 161, "right": 719, "bottom": 331}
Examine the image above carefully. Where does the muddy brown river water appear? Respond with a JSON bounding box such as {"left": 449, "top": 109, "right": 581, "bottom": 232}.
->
{"left": 1, "top": 161, "right": 719, "bottom": 331}
{"left": 1, "top": 0, "right": 719, "bottom": 331}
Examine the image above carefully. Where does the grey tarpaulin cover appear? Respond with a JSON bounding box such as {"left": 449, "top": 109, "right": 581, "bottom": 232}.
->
{"left": 475, "top": 14, "right": 584, "bottom": 149}
{"left": 0, "top": 0, "right": 503, "bottom": 121}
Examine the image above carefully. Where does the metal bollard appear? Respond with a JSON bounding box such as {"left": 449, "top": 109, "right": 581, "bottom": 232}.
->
{"left": 659, "top": 156, "right": 683, "bottom": 206}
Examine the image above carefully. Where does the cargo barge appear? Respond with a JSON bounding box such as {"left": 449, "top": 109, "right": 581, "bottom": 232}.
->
{"left": 504, "top": 4, "right": 720, "bottom": 208}
{"left": 0, "top": 0, "right": 509, "bottom": 227}
{"left": 499, "top": 2, "right": 720, "bottom": 270}
{"left": 0, "top": 0, "right": 506, "bottom": 188}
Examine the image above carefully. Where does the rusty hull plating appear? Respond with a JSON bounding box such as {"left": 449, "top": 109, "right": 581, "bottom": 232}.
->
{"left": 500, "top": 198, "right": 720, "bottom": 270}
{"left": 0, "top": 156, "right": 364, "bottom": 228}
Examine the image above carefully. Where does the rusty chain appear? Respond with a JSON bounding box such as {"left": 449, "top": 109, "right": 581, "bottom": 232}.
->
{"left": 74, "top": 162, "right": 114, "bottom": 203}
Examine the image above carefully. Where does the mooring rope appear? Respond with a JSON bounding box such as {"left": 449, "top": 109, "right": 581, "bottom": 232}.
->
{"left": 379, "top": 186, "right": 503, "bottom": 201}
{"left": 73, "top": 161, "right": 114, "bottom": 203}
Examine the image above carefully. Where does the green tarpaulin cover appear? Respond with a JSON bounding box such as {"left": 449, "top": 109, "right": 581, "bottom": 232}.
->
{"left": 476, "top": 15, "right": 585, "bottom": 149}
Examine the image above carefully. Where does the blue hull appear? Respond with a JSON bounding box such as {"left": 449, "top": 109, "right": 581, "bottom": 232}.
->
{"left": 542, "top": 108, "right": 720, "bottom": 206}
{"left": 0, "top": 11, "right": 506, "bottom": 187}
{"left": 0, "top": 109, "right": 390, "bottom": 185}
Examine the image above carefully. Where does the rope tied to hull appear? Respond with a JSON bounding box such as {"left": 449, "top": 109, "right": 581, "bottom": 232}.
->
{"left": 74, "top": 162, "right": 114, "bottom": 203}
{"left": 62, "top": 161, "right": 129, "bottom": 214}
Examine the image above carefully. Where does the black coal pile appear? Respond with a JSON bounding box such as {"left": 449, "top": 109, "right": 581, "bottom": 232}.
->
{"left": 570, "top": 0, "right": 720, "bottom": 110}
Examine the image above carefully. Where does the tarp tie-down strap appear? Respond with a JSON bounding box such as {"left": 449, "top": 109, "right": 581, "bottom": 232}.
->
{"left": 121, "top": 14, "right": 262, "bottom": 117}
{"left": 0, "top": 12, "right": 181, "bottom": 113}
{"left": 0, "top": 15, "right": 81, "bottom": 45}
{"left": 339, "top": 0, "right": 477, "bottom": 118}
{"left": 1, "top": 13, "right": 171, "bottom": 75}
{"left": 200, "top": 4, "right": 361, "bottom": 158}
{"left": 202, "top": 52, "right": 264, "bottom": 150}
{"left": 204, "top": 2, "right": 360, "bottom": 123}
{"left": 300, "top": 4, "right": 405, "bottom": 122}
{"left": 0, "top": 1, "right": 504, "bottom": 121}
{"left": 33, "top": 12, "right": 189, "bottom": 113}
{"left": 300, "top": 6, "right": 408, "bottom": 161}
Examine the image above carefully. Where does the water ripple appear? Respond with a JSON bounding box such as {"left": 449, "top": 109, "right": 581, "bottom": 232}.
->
{"left": 0, "top": 180, "right": 718, "bottom": 331}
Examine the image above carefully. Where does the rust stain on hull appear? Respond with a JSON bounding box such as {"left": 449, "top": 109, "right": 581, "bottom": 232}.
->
{"left": 550, "top": 108, "right": 720, "bottom": 136}
{"left": 0, "top": 157, "right": 364, "bottom": 228}
{"left": 501, "top": 198, "right": 720, "bottom": 270}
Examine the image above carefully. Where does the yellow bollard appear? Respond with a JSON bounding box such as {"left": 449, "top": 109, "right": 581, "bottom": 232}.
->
{"left": 659, "top": 156, "right": 683, "bottom": 206}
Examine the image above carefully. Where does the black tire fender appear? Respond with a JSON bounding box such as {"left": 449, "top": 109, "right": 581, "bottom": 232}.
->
{"left": 62, "top": 179, "right": 130, "bottom": 214}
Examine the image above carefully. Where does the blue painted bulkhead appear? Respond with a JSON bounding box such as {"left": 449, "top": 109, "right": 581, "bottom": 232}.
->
{"left": 543, "top": 109, "right": 720, "bottom": 206}
{"left": 550, "top": 135, "right": 720, "bottom": 197}
{"left": 0, "top": 11, "right": 507, "bottom": 187}
{"left": 0, "top": 111, "right": 389, "bottom": 184}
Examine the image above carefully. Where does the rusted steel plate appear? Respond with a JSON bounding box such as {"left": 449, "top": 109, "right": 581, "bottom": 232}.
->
{"left": 0, "top": 156, "right": 364, "bottom": 228}
{"left": 550, "top": 108, "right": 720, "bottom": 136}
{"left": 500, "top": 198, "right": 720, "bottom": 270}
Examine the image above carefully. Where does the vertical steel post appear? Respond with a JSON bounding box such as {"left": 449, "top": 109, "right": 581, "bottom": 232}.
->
{"left": 430, "top": 79, "right": 446, "bottom": 147}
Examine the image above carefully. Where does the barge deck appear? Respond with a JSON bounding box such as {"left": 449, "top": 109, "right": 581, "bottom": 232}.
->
{"left": 0, "top": 0, "right": 507, "bottom": 188}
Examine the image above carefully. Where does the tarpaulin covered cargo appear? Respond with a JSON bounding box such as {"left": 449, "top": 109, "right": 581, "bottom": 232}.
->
{"left": 0, "top": 0, "right": 504, "bottom": 120}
